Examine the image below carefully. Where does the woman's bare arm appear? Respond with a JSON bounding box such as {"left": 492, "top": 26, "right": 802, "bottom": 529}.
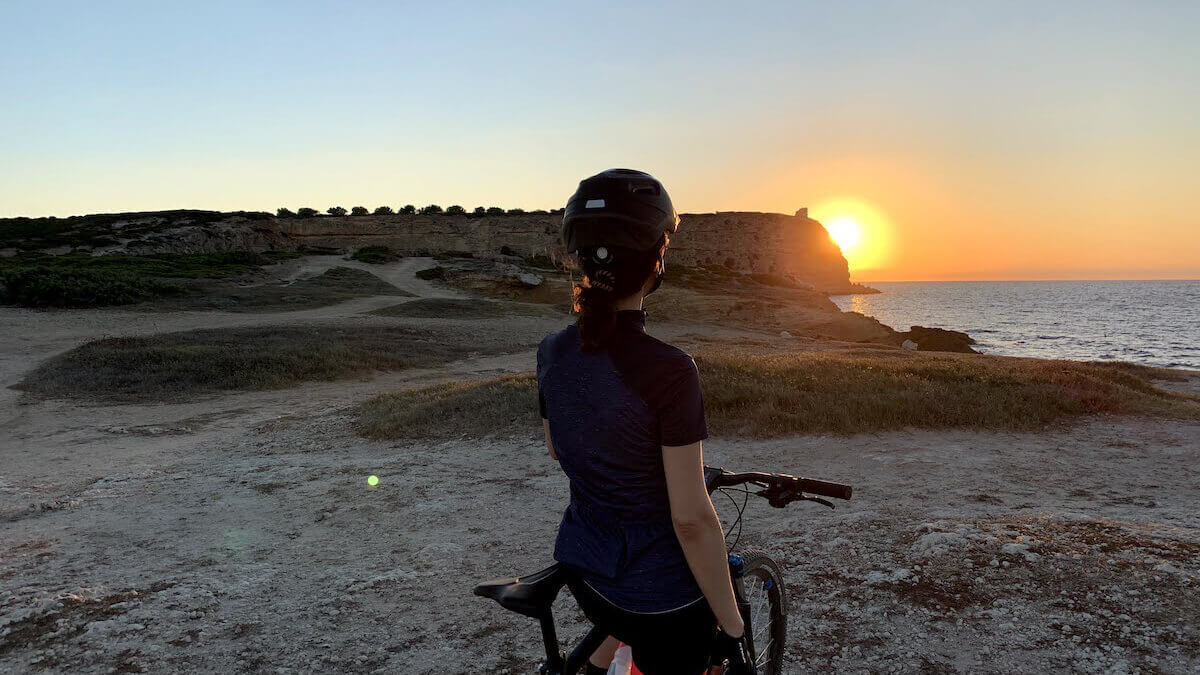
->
{"left": 662, "top": 440, "right": 744, "bottom": 637}
{"left": 543, "top": 418, "right": 557, "bottom": 461}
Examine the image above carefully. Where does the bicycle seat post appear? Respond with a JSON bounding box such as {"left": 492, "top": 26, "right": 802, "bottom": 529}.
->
{"left": 538, "top": 609, "right": 565, "bottom": 673}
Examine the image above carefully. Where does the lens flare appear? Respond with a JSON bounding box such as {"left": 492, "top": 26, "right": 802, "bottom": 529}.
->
{"left": 367, "top": 475, "right": 379, "bottom": 487}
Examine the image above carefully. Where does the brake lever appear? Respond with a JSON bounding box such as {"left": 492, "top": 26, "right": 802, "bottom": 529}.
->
{"left": 800, "top": 495, "right": 835, "bottom": 509}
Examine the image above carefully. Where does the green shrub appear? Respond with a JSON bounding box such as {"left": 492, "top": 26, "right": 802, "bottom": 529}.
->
{"left": 400, "top": 205, "right": 416, "bottom": 214}
{"left": 297, "top": 208, "right": 319, "bottom": 218}
{"left": 276, "top": 207, "right": 296, "bottom": 218}
{"left": 418, "top": 204, "right": 443, "bottom": 215}
{"left": 445, "top": 205, "right": 466, "bottom": 215}
{"left": 350, "top": 206, "right": 369, "bottom": 216}
{"left": 415, "top": 266, "right": 445, "bottom": 280}
{"left": 485, "top": 207, "right": 505, "bottom": 215}
{"left": 473, "top": 206, "right": 486, "bottom": 215}
{"left": 327, "top": 206, "right": 348, "bottom": 216}
{"left": 350, "top": 246, "right": 402, "bottom": 264}
{"left": 373, "top": 206, "right": 395, "bottom": 215}
{"left": 0, "top": 266, "right": 181, "bottom": 307}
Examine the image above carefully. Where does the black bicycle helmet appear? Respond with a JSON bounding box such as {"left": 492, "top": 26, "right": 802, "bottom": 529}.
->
{"left": 561, "top": 168, "right": 679, "bottom": 254}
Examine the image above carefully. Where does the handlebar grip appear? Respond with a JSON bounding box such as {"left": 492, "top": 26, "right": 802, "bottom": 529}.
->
{"left": 795, "top": 477, "right": 853, "bottom": 501}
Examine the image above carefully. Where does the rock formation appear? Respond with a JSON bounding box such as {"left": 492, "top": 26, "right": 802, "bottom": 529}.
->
{"left": 277, "top": 210, "right": 862, "bottom": 293}
{"left": 2, "top": 208, "right": 868, "bottom": 294}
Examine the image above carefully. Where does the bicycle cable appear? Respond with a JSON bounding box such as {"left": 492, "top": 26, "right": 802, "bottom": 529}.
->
{"left": 718, "top": 487, "right": 752, "bottom": 552}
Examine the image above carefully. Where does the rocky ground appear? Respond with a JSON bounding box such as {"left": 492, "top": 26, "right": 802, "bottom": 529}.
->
{"left": 1, "top": 258, "right": 1198, "bottom": 673}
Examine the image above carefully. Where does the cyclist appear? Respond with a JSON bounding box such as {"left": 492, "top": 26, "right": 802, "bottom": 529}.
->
{"left": 536, "top": 169, "right": 753, "bottom": 674}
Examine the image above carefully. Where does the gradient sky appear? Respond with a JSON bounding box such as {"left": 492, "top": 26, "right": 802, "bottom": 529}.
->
{"left": 2, "top": 1, "right": 1197, "bottom": 281}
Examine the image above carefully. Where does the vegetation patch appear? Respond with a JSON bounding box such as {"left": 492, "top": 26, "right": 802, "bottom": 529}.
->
{"left": 349, "top": 246, "right": 402, "bottom": 264}
{"left": 370, "top": 298, "right": 562, "bottom": 320}
{"left": 0, "top": 266, "right": 182, "bottom": 308}
{"left": 169, "top": 267, "right": 412, "bottom": 312}
{"left": 355, "top": 350, "right": 1199, "bottom": 440}
{"left": 0, "top": 252, "right": 293, "bottom": 308}
{"left": 698, "top": 351, "right": 1200, "bottom": 436}
{"left": 415, "top": 266, "right": 445, "bottom": 280}
{"left": 16, "top": 324, "right": 519, "bottom": 403}
{"left": 357, "top": 373, "right": 537, "bottom": 439}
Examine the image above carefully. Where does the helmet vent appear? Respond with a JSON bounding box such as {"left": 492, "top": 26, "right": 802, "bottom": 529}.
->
{"left": 630, "top": 182, "right": 660, "bottom": 196}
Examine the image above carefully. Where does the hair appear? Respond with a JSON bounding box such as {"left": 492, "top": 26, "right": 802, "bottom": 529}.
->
{"left": 572, "top": 234, "right": 669, "bottom": 351}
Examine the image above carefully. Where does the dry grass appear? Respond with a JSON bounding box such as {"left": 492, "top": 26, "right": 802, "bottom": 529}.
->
{"left": 355, "top": 349, "right": 1199, "bottom": 440}
{"left": 16, "top": 325, "right": 524, "bottom": 403}
{"left": 697, "top": 350, "right": 1199, "bottom": 437}
{"left": 356, "top": 373, "right": 538, "bottom": 439}
{"left": 369, "top": 298, "right": 563, "bottom": 320}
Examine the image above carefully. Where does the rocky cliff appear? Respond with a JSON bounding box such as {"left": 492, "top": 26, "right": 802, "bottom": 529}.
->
{"left": 2, "top": 208, "right": 862, "bottom": 293}
{"left": 278, "top": 210, "right": 860, "bottom": 293}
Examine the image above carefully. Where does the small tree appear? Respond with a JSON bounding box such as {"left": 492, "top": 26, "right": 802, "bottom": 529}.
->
{"left": 373, "top": 206, "right": 395, "bottom": 215}
{"left": 485, "top": 206, "right": 505, "bottom": 216}
{"left": 327, "top": 206, "right": 348, "bottom": 216}
{"left": 418, "top": 204, "right": 443, "bottom": 215}
{"left": 276, "top": 207, "right": 296, "bottom": 218}
{"left": 506, "top": 208, "right": 526, "bottom": 215}
{"left": 399, "top": 205, "right": 416, "bottom": 214}
{"left": 473, "top": 206, "right": 486, "bottom": 215}
{"left": 529, "top": 209, "right": 549, "bottom": 215}
{"left": 445, "top": 205, "right": 466, "bottom": 215}
{"left": 297, "top": 207, "right": 319, "bottom": 218}
{"left": 350, "top": 206, "right": 369, "bottom": 216}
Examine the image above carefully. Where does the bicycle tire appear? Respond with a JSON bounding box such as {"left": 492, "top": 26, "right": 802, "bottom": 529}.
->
{"left": 734, "top": 548, "right": 787, "bottom": 674}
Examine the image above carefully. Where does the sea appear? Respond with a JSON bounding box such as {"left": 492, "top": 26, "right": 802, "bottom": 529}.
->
{"left": 830, "top": 280, "right": 1200, "bottom": 370}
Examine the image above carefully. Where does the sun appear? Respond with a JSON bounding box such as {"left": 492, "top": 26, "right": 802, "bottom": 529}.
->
{"left": 809, "top": 198, "right": 893, "bottom": 274}
{"left": 825, "top": 217, "right": 862, "bottom": 253}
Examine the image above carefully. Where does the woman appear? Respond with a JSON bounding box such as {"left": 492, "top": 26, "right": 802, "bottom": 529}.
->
{"left": 537, "top": 169, "right": 752, "bottom": 674}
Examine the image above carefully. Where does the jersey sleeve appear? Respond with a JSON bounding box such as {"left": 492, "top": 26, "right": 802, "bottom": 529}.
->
{"left": 658, "top": 356, "right": 708, "bottom": 447}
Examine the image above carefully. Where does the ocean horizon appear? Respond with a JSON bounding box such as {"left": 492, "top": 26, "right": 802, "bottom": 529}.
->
{"left": 832, "top": 279, "right": 1200, "bottom": 370}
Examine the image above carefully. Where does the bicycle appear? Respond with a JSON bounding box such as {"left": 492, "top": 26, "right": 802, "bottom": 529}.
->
{"left": 473, "top": 466, "right": 853, "bottom": 674}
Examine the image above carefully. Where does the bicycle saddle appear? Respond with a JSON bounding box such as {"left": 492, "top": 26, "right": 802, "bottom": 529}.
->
{"left": 473, "top": 563, "right": 568, "bottom": 618}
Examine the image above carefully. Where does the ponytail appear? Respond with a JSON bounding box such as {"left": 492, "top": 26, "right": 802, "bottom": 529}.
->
{"left": 572, "top": 235, "right": 668, "bottom": 351}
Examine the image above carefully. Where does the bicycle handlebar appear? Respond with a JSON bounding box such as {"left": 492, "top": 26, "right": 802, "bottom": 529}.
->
{"left": 705, "top": 466, "right": 853, "bottom": 502}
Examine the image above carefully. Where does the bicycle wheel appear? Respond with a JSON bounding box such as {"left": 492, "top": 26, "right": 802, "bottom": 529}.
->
{"left": 734, "top": 549, "right": 787, "bottom": 674}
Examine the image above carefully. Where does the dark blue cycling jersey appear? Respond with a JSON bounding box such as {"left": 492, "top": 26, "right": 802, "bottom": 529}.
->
{"left": 537, "top": 309, "right": 708, "bottom": 613}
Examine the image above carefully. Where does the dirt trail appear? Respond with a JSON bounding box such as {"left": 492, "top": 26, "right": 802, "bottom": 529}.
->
{"left": 2, "top": 261, "right": 1198, "bottom": 673}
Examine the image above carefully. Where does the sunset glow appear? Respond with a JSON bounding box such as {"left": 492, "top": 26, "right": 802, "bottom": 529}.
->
{"left": 810, "top": 199, "right": 893, "bottom": 277}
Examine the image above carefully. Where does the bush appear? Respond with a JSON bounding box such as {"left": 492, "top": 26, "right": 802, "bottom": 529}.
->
{"left": 506, "top": 208, "right": 526, "bottom": 215}
{"left": 486, "top": 207, "right": 505, "bottom": 215}
{"left": 418, "top": 204, "right": 443, "bottom": 215}
{"left": 373, "top": 206, "right": 395, "bottom": 215}
{"left": 350, "top": 206, "right": 369, "bottom": 216}
{"left": 445, "top": 205, "right": 466, "bottom": 215}
{"left": 349, "top": 245, "right": 402, "bottom": 264}
{"left": 297, "top": 208, "right": 319, "bottom": 218}
{"left": 0, "top": 266, "right": 181, "bottom": 308}
{"left": 276, "top": 207, "right": 296, "bottom": 218}
{"left": 399, "top": 205, "right": 416, "bottom": 214}
{"left": 327, "top": 206, "right": 348, "bottom": 216}
{"left": 473, "top": 206, "right": 486, "bottom": 215}
{"left": 16, "top": 325, "right": 522, "bottom": 403}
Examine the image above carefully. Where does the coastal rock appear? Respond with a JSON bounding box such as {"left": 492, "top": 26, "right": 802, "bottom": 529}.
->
{"left": 897, "top": 326, "right": 978, "bottom": 353}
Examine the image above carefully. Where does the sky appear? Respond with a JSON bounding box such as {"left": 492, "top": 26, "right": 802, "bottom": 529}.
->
{"left": 1, "top": 1, "right": 1197, "bottom": 281}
